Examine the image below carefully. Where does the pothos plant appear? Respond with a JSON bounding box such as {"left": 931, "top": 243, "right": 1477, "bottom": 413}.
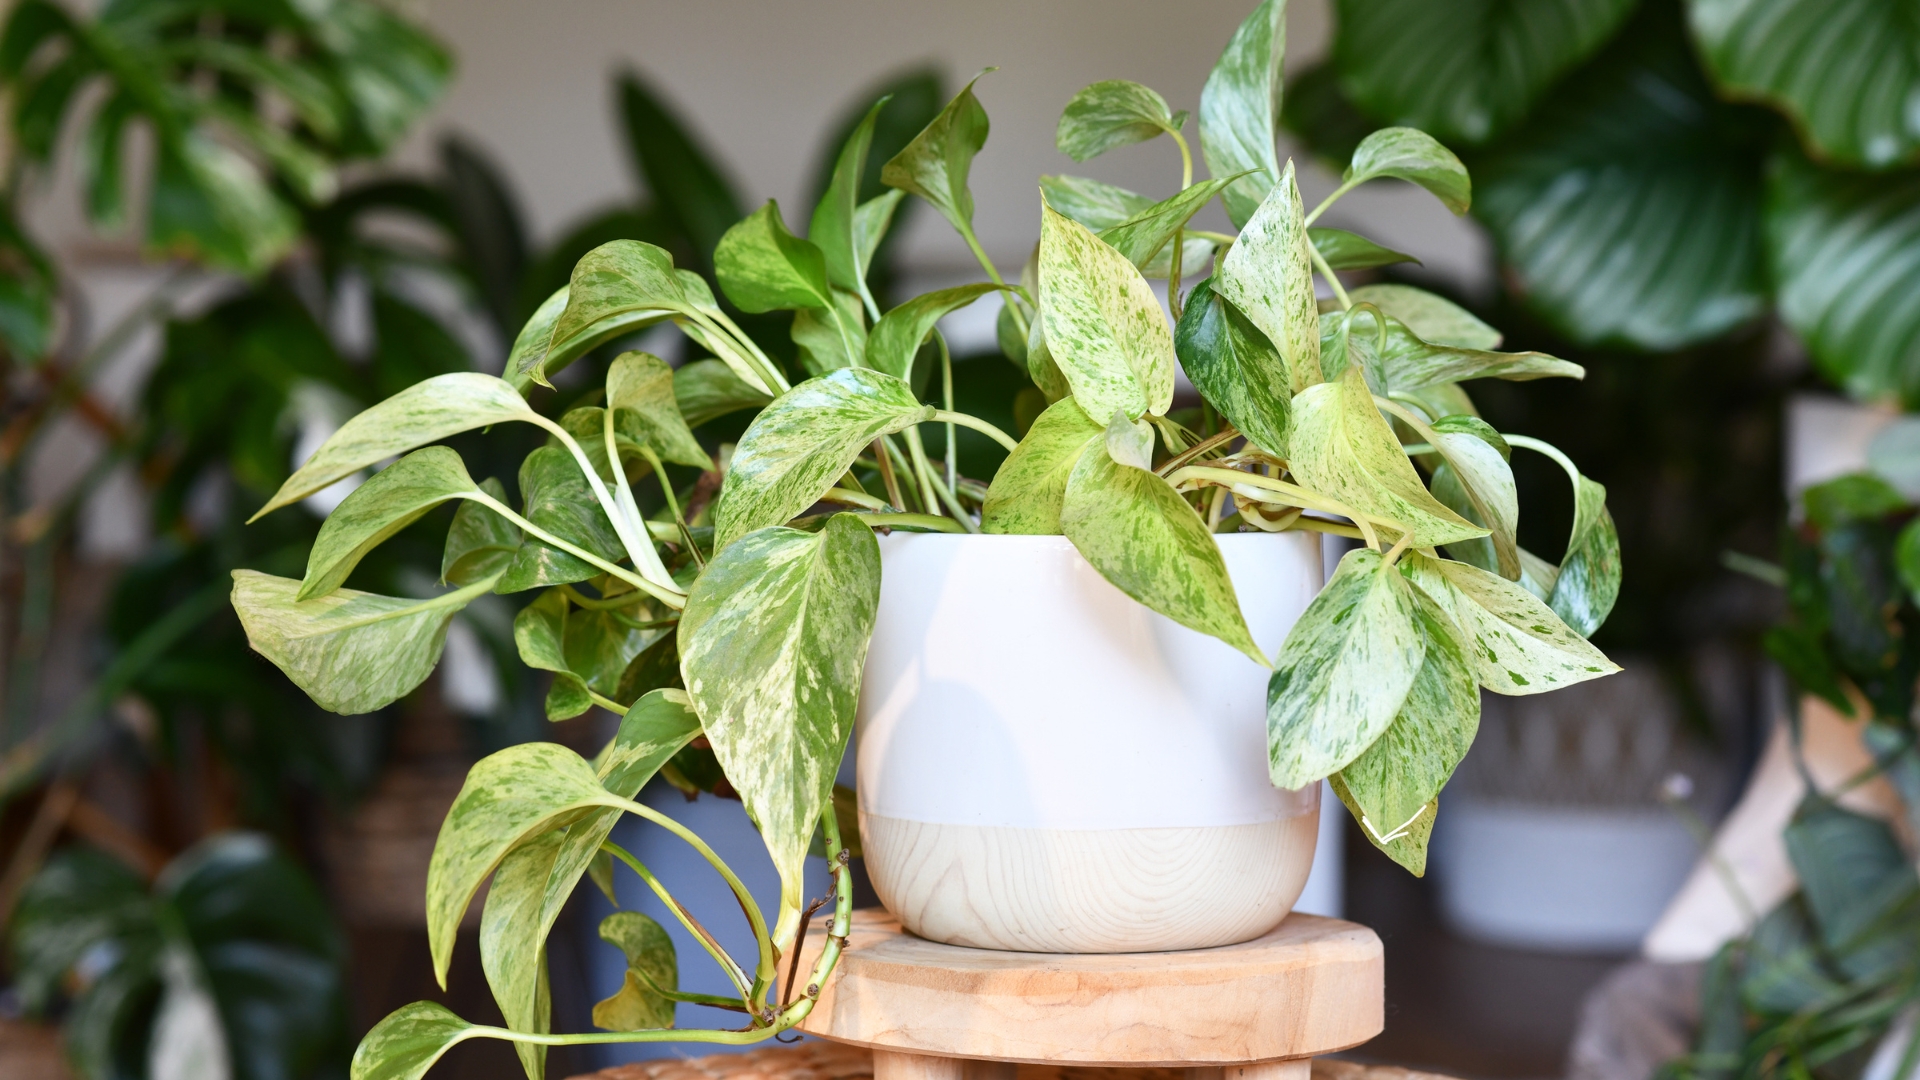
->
{"left": 229, "top": 1, "right": 1621, "bottom": 1075}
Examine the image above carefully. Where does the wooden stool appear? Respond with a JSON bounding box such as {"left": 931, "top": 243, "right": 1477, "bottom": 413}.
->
{"left": 791, "top": 909, "right": 1384, "bottom": 1080}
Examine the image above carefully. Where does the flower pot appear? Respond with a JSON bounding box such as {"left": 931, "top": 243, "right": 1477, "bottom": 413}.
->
{"left": 856, "top": 531, "right": 1324, "bottom": 953}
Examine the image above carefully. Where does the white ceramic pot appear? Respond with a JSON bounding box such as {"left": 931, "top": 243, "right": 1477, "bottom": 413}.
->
{"left": 856, "top": 531, "right": 1324, "bottom": 953}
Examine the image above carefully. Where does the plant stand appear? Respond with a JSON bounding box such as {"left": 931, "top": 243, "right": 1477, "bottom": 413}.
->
{"left": 790, "top": 909, "right": 1384, "bottom": 1080}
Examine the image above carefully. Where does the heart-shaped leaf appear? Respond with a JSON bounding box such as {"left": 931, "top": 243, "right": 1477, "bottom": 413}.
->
{"left": 592, "top": 911, "right": 677, "bottom": 1031}
{"left": 866, "top": 283, "right": 1008, "bottom": 380}
{"left": 811, "top": 96, "right": 889, "bottom": 307}
{"left": 715, "top": 200, "right": 834, "bottom": 313}
{"left": 1767, "top": 147, "right": 1920, "bottom": 405}
{"left": 1267, "top": 548, "right": 1425, "bottom": 789}
{"left": 1096, "top": 178, "right": 1233, "bottom": 270}
{"left": 1690, "top": 0, "right": 1920, "bottom": 168}
{"left": 1175, "top": 277, "right": 1290, "bottom": 457}
{"left": 1061, "top": 424, "right": 1264, "bottom": 665}
{"left": 350, "top": 1002, "right": 475, "bottom": 1080}
{"left": 231, "top": 569, "right": 501, "bottom": 715}
{"left": 1199, "top": 0, "right": 1285, "bottom": 227}
{"left": 713, "top": 368, "right": 933, "bottom": 548}
{"left": 442, "top": 478, "right": 522, "bottom": 587}
{"left": 679, "top": 514, "right": 881, "bottom": 952}
{"left": 1288, "top": 367, "right": 1486, "bottom": 547}
{"left": 1333, "top": 588, "right": 1478, "bottom": 873}
{"left": 673, "top": 359, "right": 772, "bottom": 429}
{"left": 507, "top": 284, "right": 671, "bottom": 392}
{"left": 1056, "top": 79, "right": 1185, "bottom": 162}
{"left": 1216, "top": 161, "right": 1319, "bottom": 394}
{"left": 1038, "top": 202, "right": 1176, "bottom": 422}
{"left": 1310, "top": 227, "right": 1419, "bottom": 270}
{"left": 1548, "top": 473, "right": 1621, "bottom": 637}
{"left": 1400, "top": 551, "right": 1618, "bottom": 694}
{"left": 1331, "top": 0, "right": 1637, "bottom": 145}
{"left": 982, "top": 396, "right": 1106, "bottom": 534}
{"left": 513, "top": 589, "right": 648, "bottom": 720}
{"left": 608, "top": 352, "right": 711, "bottom": 470}
{"left": 1342, "top": 127, "right": 1470, "bottom": 214}
{"left": 254, "top": 373, "right": 537, "bottom": 520}
{"left": 883, "top": 72, "right": 992, "bottom": 232}
{"left": 300, "top": 447, "right": 480, "bottom": 600}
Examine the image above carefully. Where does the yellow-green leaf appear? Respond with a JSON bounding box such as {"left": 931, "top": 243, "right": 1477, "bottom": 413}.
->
{"left": 1038, "top": 202, "right": 1175, "bottom": 422}
{"left": 1217, "top": 161, "right": 1319, "bottom": 393}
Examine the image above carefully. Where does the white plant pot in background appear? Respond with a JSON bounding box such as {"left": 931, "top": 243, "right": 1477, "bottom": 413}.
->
{"left": 856, "top": 532, "right": 1323, "bottom": 954}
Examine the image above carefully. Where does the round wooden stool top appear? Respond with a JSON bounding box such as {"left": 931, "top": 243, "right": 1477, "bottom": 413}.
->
{"left": 794, "top": 909, "right": 1384, "bottom": 1068}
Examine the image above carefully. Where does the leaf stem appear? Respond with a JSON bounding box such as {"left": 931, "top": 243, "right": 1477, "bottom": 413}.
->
{"left": 903, "top": 428, "right": 946, "bottom": 518}
{"left": 871, "top": 437, "right": 907, "bottom": 511}
{"left": 533, "top": 414, "right": 680, "bottom": 595}
{"left": 466, "top": 491, "right": 685, "bottom": 610}
{"left": 639, "top": 445, "right": 704, "bottom": 569}
{"left": 589, "top": 690, "right": 630, "bottom": 715}
{"left": 701, "top": 308, "right": 791, "bottom": 395}
{"left": 1304, "top": 178, "right": 1360, "bottom": 228}
{"left": 1157, "top": 424, "right": 1240, "bottom": 476}
{"left": 599, "top": 840, "right": 754, "bottom": 1004}
{"left": 857, "top": 512, "right": 966, "bottom": 534}
{"left": 819, "top": 488, "right": 890, "bottom": 511}
{"left": 1163, "top": 465, "right": 1389, "bottom": 550}
{"left": 1504, "top": 434, "right": 1583, "bottom": 490}
{"left": 937, "top": 330, "right": 958, "bottom": 491}
{"left": 930, "top": 410, "right": 1018, "bottom": 452}
{"left": 1309, "top": 241, "right": 1352, "bottom": 311}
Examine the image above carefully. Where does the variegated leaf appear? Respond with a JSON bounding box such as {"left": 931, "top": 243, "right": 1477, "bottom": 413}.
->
{"left": 300, "top": 447, "right": 480, "bottom": 600}
{"left": 608, "top": 352, "right": 711, "bottom": 470}
{"left": 1346, "top": 283, "right": 1500, "bottom": 349}
{"left": 1400, "top": 551, "right": 1618, "bottom": 695}
{"left": 1038, "top": 202, "right": 1176, "bottom": 422}
{"left": 1322, "top": 307, "right": 1581, "bottom": 392}
{"left": 1096, "top": 178, "right": 1233, "bottom": 271}
{"left": 674, "top": 359, "right": 772, "bottom": 429}
{"left": 442, "top": 478, "right": 521, "bottom": 586}
{"left": 496, "top": 447, "right": 627, "bottom": 594}
{"left": 592, "top": 911, "right": 677, "bottom": 1031}
{"left": 1199, "top": 0, "right": 1286, "bottom": 227}
{"left": 866, "top": 284, "right": 1008, "bottom": 381}
{"left": 982, "top": 396, "right": 1105, "bottom": 534}
{"left": 1344, "top": 127, "right": 1471, "bottom": 214}
{"left": 882, "top": 73, "right": 992, "bottom": 232}
{"left": 1056, "top": 79, "right": 1184, "bottom": 162}
{"left": 1217, "top": 161, "right": 1320, "bottom": 393}
{"left": 1174, "top": 278, "right": 1290, "bottom": 457}
{"left": 349, "top": 1002, "right": 474, "bottom": 1080}
{"left": 715, "top": 200, "right": 835, "bottom": 314}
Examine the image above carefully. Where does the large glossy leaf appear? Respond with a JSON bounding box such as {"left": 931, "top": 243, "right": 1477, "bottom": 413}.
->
{"left": 982, "top": 396, "right": 1105, "bottom": 534}
{"left": 1400, "top": 552, "right": 1617, "bottom": 694}
{"left": 426, "top": 742, "right": 631, "bottom": 986}
{"left": 1767, "top": 148, "right": 1920, "bottom": 404}
{"left": 882, "top": 73, "right": 991, "bottom": 232}
{"left": 1783, "top": 798, "right": 1920, "bottom": 980}
{"left": 1267, "top": 548, "right": 1425, "bottom": 789}
{"left": 674, "top": 359, "right": 773, "bottom": 429}
{"left": 1288, "top": 367, "right": 1485, "bottom": 547}
{"left": 1332, "top": 0, "right": 1637, "bottom": 145}
{"left": 350, "top": 1002, "right": 475, "bottom": 1080}
{"left": 1217, "top": 162, "right": 1319, "bottom": 394}
{"left": 678, "top": 514, "right": 881, "bottom": 951}
{"left": 1199, "top": 0, "right": 1285, "bottom": 227}
{"left": 713, "top": 368, "right": 933, "bottom": 548}
{"left": 1333, "top": 591, "right": 1478, "bottom": 873}
{"left": 9, "top": 847, "right": 151, "bottom": 1013}
{"left": 1061, "top": 423, "right": 1264, "bottom": 664}
{"left": 866, "top": 284, "right": 1007, "bottom": 380}
{"left": 1342, "top": 127, "right": 1470, "bottom": 214}
{"left": 300, "top": 447, "right": 479, "bottom": 600}
{"left": 811, "top": 96, "right": 889, "bottom": 305}
{"left": 1690, "top": 0, "right": 1920, "bottom": 168}
{"left": 254, "top": 373, "right": 536, "bottom": 520}
{"left": 715, "top": 200, "right": 835, "bottom": 313}
{"left": 1038, "top": 202, "right": 1176, "bottom": 422}
{"left": 232, "top": 570, "right": 500, "bottom": 715}
{"left": 1310, "top": 227, "right": 1419, "bottom": 270}
{"left": 593, "top": 911, "right": 677, "bottom": 1031}
{"left": 1056, "top": 79, "right": 1184, "bottom": 162}
{"left": 608, "top": 352, "right": 711, "bottom": 470}
{"left": 1175, "top": 278, "right": 1290, "bottom": 456}
{"left": 149, "top": 133, "right": 300, "bottom": 274}
{"left": 496, "top": 447, "right": 627, "bottom": 594}
{"left": 479, "top": 692, "right": 698, "bottom": 1074}
{"left": 1470, "top": 5, "right": 1774, "bottom": 350}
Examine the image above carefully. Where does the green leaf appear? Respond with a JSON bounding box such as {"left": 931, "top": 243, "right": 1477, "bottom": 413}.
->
{"left": 514, "top": 590, "right": 590, "bottom": 720}
{"left": 593, "top": 911, "right": 678, "bottom": 1031}
{"left": 679, "top": 514, "right": 881, "bottom": 951}
{"left": 1216, "top": 161, "right": 1319, "bottom": 394}
{"left": 1784, "top": 798, "right": 1920, "bottom": 981}
{"left": 1345, "top": 283, "right": 1499, "bottom": 349}
{"left": 1333, "top": 591, "right": 1479, "bottom": 874}
{"left": 715, "top": 200, "right": 835, "bottom": 313}
{"left": 616, "top": 632, "right": 683, "bottom": 704}
{"left": 1267, "top": 548, "right": 1425, "bottom": 789}
{"left": 811, "top": 96, "right": 889, "bottom": 301}
{"left": 148, "top": 133, "right": 300, "bottom": 274}
{"left": 1425, "top": 415, "right": 1519, "bottom": 579}
{"left": 1061, "top": 422, "right": 1264, "bottom": 664}
{"left": 1174, "top": 278, "right": 1290, "bottom": 457}
{"left": 1288, "top": 367, "right": 1486, "bottom": 547}
{"left": 791, "top": 288, "right": 870, "bottom": 375}
{"left": 1548, "top": 474, "right": 1621, "bottom": 637}
{"left": 1322, "top": 307, "right": 1581, "bottom": 394}
{"left": 1056, "top": 79, "right": 1184, "bottom": 162}
{"left": 426, "top": 742, "right": 630, "bottom": 986}
{"left": 1470, "top": 5, "right": 1773, "bottom": 350}
{"left": 1343, "top": 127, "right": 1470, "bottom": 214}
{"left": 608, "top": 352, "right": 711, "bottom": 470}
{"left": 1037, "top": 174, "right": 1152, "bottom": 228}
{"left": 8, "top": 847, "right": 151, "bottom": 1014}
{"left": 866, "top": 284, "right": 1007, "bottom": 381}
{"left": 497, "top": 447, "right": 627, "bottom": 594}
{"left": 350, "top": 1002, "right": 475, "bottom": 1080}
{"left": 1310, "top": 227, "right": 1420, "bottom": 270}
{"left": 479, "top": 691, "right": 698, "bottom": 1074}
{"left": 1767, "top": 147, "right": 1920, "bottom": 404}
{"left": 674, "top": 359, "right": 773, "bottom": 429}
{"left": 508, "top": 284, "right": 672, "bottom": 392}
{"left": 1038, "top": 202, "right": 1176, "bottom": 422}
{"left": 1690, "top": 0, "right": 1920, "bottom": 168}
{"left": 883, "top": 72, "right": 992, "bottom": 232}
{"left": 714, "top": 368, "right": 933, "bottom": 548}
{"left": 1096, "top": 178, "right": 1233, "bottom": 270}
{"left": 982, "top": 396, "right": 1106, "bottom": 534}
{"left": 854, "top": 190, "right": 907, "bottom": 273}
{"left": 1401, "top": 551, "right": 1618, "bottom": 694}
{"left": 232, "top": 569, "right": 500, "bottom": 715}
{"left": 255, "top": 373, "right": 537, "bottom": 520}
{"left": 300, "top": 447, "right": 480, "bottom": 600}
{"left": 1199, "top": 0, "right": 1285, "bottom": 227}
{"left": 1331, "top": 0, "right": 1637, "bottom": 145}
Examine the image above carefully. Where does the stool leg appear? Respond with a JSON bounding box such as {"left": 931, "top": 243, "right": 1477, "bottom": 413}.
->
{"left": 1225, "top": 1061, "right": 1311, "bottom": 1080}
{"left": 964, "top": 1062, "right": 1016, "bottom": 1080}
{"left": 874, "top": 1049, "right": 966, "bottom": 1080}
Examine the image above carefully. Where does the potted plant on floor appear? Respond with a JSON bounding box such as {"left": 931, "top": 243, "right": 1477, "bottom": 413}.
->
{"left": 229, "top": 0, "right": 1621, "bottom": 1074}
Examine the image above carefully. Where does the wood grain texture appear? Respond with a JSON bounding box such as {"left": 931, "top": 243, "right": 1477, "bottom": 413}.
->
{"left": 794, "top": 909, "right": 1383, "bottom": 1066}
{"left": 875, "top": 1051, "right": 965, "bottom": 1080}
{"left": 563, "top": 1044, "right": 1462, "bottom": 1080}
{"left": 861, "top": 813, "right": 1318, "bottom": 953}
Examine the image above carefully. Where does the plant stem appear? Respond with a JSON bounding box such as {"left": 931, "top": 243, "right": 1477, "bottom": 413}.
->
{"left": 589, "top": 691, "right": 629, "bottom": 716}
{"left": 819, "top": 487, "right": 890, "bottom": 511}
{"left": 931, "top": 410, "right": 1018, "bottom": 452}
{"left": 1505, "top": 434, "right": 1584, "bottom": 490}
{"left": 466, "top": 491, "right": 685, "bottom": 609}
{"left": 858, "top": 512, "right": 966, "bottom": 534}
{"left": 1309, "top": 241, "right": 1352, "bottom": 311}
{"left": 871, "top": 436, "right": 906, "bottom": 511}
{"left": 1304, "top": 178, "right": 1360, "bottom": 228}
{"left": 639, "top": 445, "right": 704, "bottom": 569}
{"left": 702, "top": 309, "right": 790, "bottom": 395}
{"left": 600, "top": 840, "right": 756, "bottom": 1004}
{"left": 532, "top": 415, "right": 680, "bottom": 595}
{"left": 903, "top": 428, "right": 945, "bottom": 518}
{"left": 937, "top": 330, "right": 958, "bottom": 491}
{"left": 1157, "top": 424, "right": 1240, "bottom": 476}
{"left": 558, "top": 584, "right": 646, "bottom": 611}
{"left": 1163, "top": 465, "right": 1390, "bottom": 549}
